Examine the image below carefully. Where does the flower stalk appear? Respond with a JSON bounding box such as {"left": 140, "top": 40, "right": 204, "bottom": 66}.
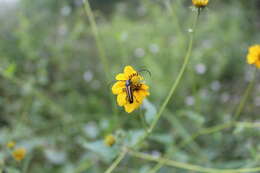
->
{"left": 233, "top": 67, "right": 257, "bottom": 120}
{"left": 134, "top": 9, "right": 200, "bottom": 148}
{"left": 104, "top": 147, "right": 128, "bottom": 173}
{"left": 82, "top": 0, "right": 109, "bottom": 79}
{"left": 128, "top": 149, "right": 260, "bottom": 173}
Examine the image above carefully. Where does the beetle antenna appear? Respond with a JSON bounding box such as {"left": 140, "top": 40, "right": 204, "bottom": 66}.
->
{"left": 138, "top": 69, "right": 151, "bottom": 78}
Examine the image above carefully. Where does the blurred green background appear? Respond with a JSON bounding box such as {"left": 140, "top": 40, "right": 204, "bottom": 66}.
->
{"left": 0, "top": 0, "right": 259, "bottom": 172}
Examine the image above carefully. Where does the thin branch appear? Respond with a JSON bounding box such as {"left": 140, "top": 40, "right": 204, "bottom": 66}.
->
{"left": 134, "top": 9, "right": 200, "bottom": 148}
{"left": 128, "top": 150, "right": 260, "bottom": 173}
{"left": 82, "top": 0, "right": 109, "bottom": 79}
{"left": 104, "top": 148, "right": 128, "bottom": 173}
{"left": 233, "top": 67, "right": 257, "bottom": 120}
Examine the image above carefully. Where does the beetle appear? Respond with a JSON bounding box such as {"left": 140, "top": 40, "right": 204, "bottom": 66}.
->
{"left": 125, "top": 79, "right": 134, "bottom": 104}
{"left": 110, "top": 68, "right": 151, "bottom": 104}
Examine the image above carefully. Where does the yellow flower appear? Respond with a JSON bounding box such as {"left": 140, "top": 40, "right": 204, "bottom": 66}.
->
{"left": 6, "top": 141, "right": 16, "bottom": 149}
{"left": 104, "top": 135, "right": 116, "bottom": 147}
{"left": 247, "top": 44, "right": 260, "bottom": 68}
{"left": 192, "top": 0, "right": 209, "bottom": 8}
{"left": 112, "top": 66, "right": 150, "bottom": 113}
{"left": 12, "top": 148, "right": 26, "bottom": 161}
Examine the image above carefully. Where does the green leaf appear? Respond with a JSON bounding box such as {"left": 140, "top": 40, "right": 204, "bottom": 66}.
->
{"left": 150, "top": 133, "right": 174, "bottom": 145}
{"left": 142, "top": 99, "right": 157, "bottom": 124}
{"left": 4, "top": 168, "right": 20, "bottom": 173}
{"left": 178, "top": 110, "right": 205, "bottom": 125}
{"left": 80, "top": 140, "right": 119, "bottom": 162}
{"left": 3, "top": 63, "right": 16, "bottom": 78}
{"left": 125, "top": 130, "right": 145, "bottom": 147}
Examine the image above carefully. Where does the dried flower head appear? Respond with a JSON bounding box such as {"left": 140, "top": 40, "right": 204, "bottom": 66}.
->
{"left": 104, "top": 135, "right": 116, "bottom": 147}
{"left": 12, "top": 148, "right": 26, "bottom": 161}
{"left": 112, "top": 66, "right": 150, "bottom": 113}
{"left": 192, "top": 0, "right": 209, "bottom": 8}
{"left": 6, "top": 141, "right": 16, "bottom": 149}
{"left": 247, "top": 45, "right": 260, "bottom": 68}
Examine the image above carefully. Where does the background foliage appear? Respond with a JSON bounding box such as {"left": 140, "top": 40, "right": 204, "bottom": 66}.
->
{"left": 0, "top": 0, "right": 259, "bottom": 172}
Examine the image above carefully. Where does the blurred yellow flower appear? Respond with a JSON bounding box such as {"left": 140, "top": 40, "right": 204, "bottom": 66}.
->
{"left": 192, "top": 0, "right": 209, "bottom": 8}
{"left": 6, "top": 141, "right": 16, "bottom": 149}
{"left": 12, "top": 148, "right": 26, "bottom": 161}
{"left": 112, "top": 66, "right": 150, "bottom": 113}
{"left": 247, "top": 45, "right": 260, "bottom": 68}
{"left": 104, "top": 135, "right": 116, "bottom": 147}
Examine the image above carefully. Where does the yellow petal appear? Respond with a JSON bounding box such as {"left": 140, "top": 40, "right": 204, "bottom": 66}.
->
{"left": 255, "top": 60, "right": 260, "bottom": 68}
{"left": 249, "top": 45, "right": 260, "bottom": 53}
{"left": 124, "top": 66, "right": 137, "bottom": 77}
{"left": 134, "top": 90, "right": 149, "bottom": 103}
{"left": 140, "top": 84, "right": 149, "bottom": 90}
{"left": 6, "top": 141, "right": 16, "bottom": 148}
{"left": 112, "top": 81, "right": 125, "bottom": 95}
{"left": 117, "top": 92, "right": 127, "bottom": 106}
{"left": 124, "top": 100, "right": 141, "bottom": 113}
{"left": 12, "top": 148, "right": 26, "bottom": 161}
{"left": 140, "top": 84, "right": 150, "bottom": 96}
{"left": 247, "top": 54, "right": 256, "bottom": 64}
{"left": 116, "top": 73, "right": 127, "bottom": 80}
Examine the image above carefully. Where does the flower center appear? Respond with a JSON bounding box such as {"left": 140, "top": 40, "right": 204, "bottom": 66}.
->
{"left": 131, "top": 75, "right": 140, "bottom": 85}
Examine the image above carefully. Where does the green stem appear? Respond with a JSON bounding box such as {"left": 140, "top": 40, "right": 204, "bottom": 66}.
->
{"left": 175, "top": 68, "right": 258, "bottom": 151}
{"left": 177, "top": 120, "right": 259, "bottom": 154}
{"left": 134, "top": 9, "right": 200, "bottom": 148}
{"left": 0, "top": 70, "right": 73, "bottom": 122}
{"left": 22, "top": 153, "right": 32, "bottom": 173}
{"left": 174, "top": 120, "right": 260, "bottom": 153}
{"left": 233, "top": 67, "right": 257, "bottom": 120}
{"left": 128, "top": 150, "right": 260, "bottom": 173}
{"left": 104, "top": 148, "right": 128, "bottom": 173}
{"left": 82, "top": 0, "right": 109, "bottom": 79}
{"left": 236, "top": 121, "right": 260, "bottom": 128}
{"left": 148, "top": 160, "right": 165, "bottom": 173}
{"left": 164, "top": 0, "right": 183, "bottom": 36}
{"left": 176, "top": 121, "right": 234, "bottom": 150}
{"left": 82, "top": 0, "right": 119, "bottom": 125}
